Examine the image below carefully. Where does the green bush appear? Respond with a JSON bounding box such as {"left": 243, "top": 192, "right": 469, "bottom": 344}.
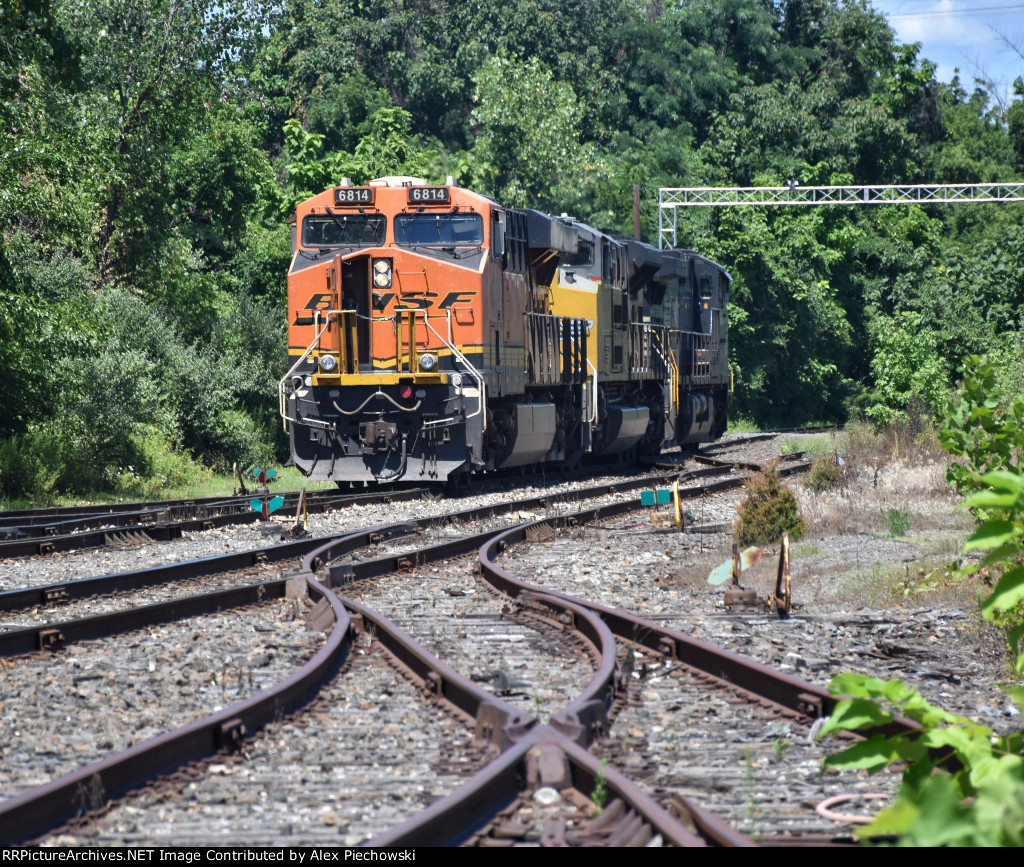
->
{"left": 107, "top": 427, "right": 210, "bottom": 497}
{"left": 887, "top": 507, "right": 910, "bottom": 537}
{"left": 734, "top": 467, "right": 806, "bottom": 546}
{"left": 804, "top": 455, "right": 844, "bottom": 492}
{"left": 0, "top": 431, "right": 61, "bottom": 499}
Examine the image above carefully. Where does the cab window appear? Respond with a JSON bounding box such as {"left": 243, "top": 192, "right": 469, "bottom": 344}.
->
{"left": 301, "top": 214, "right": 386, "bottom": 248}
{"left": 394, "top": 213, "right": 484, "bottom": 246}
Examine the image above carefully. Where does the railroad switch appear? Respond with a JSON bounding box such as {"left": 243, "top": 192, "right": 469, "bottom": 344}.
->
{"left": 724, "top": 587, "right": 760, "bottom": 611}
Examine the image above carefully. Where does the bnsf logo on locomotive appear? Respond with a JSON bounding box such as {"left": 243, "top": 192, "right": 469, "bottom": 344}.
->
{"left": 292, "top": 291, "right": 476, "bottom": 324}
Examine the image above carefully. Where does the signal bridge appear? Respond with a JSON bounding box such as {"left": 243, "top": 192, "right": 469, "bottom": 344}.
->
{"left": 658, "top": 182, "right": 1024, "bottom": 248}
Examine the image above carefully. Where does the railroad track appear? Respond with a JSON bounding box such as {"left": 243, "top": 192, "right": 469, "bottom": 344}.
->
{"left": 3, "top": 444, "right": 915, "bottom": 846}
{"left": 0, "top": 488, "right": 429, "bottom": 559}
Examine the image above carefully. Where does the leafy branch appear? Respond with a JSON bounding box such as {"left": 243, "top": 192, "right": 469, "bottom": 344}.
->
{"left": 820, "top": 355, "right": 1024, "bottom": 845}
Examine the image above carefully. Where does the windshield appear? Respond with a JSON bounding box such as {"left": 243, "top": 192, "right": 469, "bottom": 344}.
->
{"left": 393, "top": 213, "right": 483, "bottom": 246}
{"left": 302, "top": 213, "right": 386, "bottom": 248}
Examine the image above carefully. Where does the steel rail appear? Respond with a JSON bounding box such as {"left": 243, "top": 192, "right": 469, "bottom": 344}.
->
{"left": 336, "top": 594, "right": 533, "bottom": 750}
{"left": 2, "top": 527, "right": 617, "bottom": 843}
{"left": 0, "top": 572, "right": 352, "bottom": 844}
{"left": 0, "top": 488, "right": 429, "bottom": 559}
{"left": 0, "top": 471, "right": 685, "bottom": 614}
{"left": 1, "top": 464, "right": 813, "bottom": 844}
{"left": 0, "top": 486, "right": 415, "bottom": 529}
{"left": 0, "top": 524, "right": 418, "bottom": 613}
{"left": 370, "top": 725, "right": 745, "bottom": 847}
{"left": 480, "top": 514, "right": 923, "bottom": 740}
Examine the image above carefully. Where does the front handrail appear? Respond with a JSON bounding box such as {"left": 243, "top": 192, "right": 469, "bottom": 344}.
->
{"left": 278, "top": 313, "right": 336, "bottom": 433}
{"left": 419, "top": 309, "right": 487, "bottom": 432}
{"left": 585, "top": 358, "right": 598, "bottom": 424}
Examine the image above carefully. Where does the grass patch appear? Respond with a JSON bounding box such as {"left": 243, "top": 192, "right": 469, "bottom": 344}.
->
{"left": 780, "top": 433, "right": 842, "bottom": 456}
{"left": 726, "top": 417, "right": 761, "bottom": 434}
{"left": 792, "top": 541, "right": 825, "bottom": 558}
{"left": 147, "top": 465, "right": 337, "bottom": 501}
{"left": 0, "top": 465, "right": 335, "bottom": 511}
{"left": 887, "top": 507, "right": 911, "bottom": 538}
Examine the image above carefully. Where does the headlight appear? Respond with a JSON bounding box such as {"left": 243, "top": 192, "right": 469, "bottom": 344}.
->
{"left": 450, "top": 373, "right": 463, "bottom": 387}
{"left": 418, "top": 353, "right": 437, "bottom": 371}
{"left": 373, "top": 258, "right": 393, "bottom": 288}
{"left": 319, "top": 354, "right": 337, "bottom": 372}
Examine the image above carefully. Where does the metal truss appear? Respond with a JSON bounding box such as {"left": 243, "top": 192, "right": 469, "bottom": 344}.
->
{"left": 658, "top": 182, "right": 1024, "bottom": 248}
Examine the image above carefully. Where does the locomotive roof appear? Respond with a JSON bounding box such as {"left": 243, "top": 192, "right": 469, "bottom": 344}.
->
{"left": 522, "top": 209, "right": 579, "bottom": 255}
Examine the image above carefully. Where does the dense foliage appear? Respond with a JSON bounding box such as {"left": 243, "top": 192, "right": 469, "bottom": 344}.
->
{"left": 3, "top": 0, "right": 1024, "bottom": 497}
{"left": 820, "top": 357, "right": 1024, "bottom": 845}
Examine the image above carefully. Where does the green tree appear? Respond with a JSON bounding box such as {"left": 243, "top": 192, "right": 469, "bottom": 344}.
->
{"left": 468, "top": 54, "right": 585, "bottom": 208}
{"left": 864, "top": 313, "right": 947, "bottom": 426}
{"left": 54, "top": 0, "right": 271, "bottom": 282}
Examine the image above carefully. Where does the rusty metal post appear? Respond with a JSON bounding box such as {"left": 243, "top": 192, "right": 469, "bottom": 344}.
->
{"left": 290, "top": 487, "right": 307, "bottom": 537}
{"left": 731, "top": 542, "right": 740, "bottom": 586}
{"left": 773, "top": 531, "right": 791, "bottom": 616}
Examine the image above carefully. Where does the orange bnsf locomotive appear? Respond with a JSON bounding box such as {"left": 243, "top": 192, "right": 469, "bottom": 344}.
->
{"left": 279, "top": 177, "right": 730, "bottom": 484}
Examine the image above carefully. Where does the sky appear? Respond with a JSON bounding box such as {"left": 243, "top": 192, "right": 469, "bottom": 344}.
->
{"left": 872, "top": 0, "right": 1024, "bottom": 103}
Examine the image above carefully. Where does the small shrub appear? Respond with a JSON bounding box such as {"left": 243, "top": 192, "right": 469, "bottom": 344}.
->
{"left": 735, "top": 467, "right": 806, "bottom": 546}
{"left": 804, "top": 454, "right": 843, "bottom": 492}
{"left": 108, "top": 427, "right": 210, "bottom": 497}
{"left": 887, "top": 507, "right": 910, "bottom": 538}
{"left": 0, "top": 427, "right": 66, "bottom": 500}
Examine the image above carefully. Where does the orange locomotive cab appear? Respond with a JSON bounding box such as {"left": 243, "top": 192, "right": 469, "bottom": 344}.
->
{"left": 282, "top": 177, "right": 493, "bottom": 483}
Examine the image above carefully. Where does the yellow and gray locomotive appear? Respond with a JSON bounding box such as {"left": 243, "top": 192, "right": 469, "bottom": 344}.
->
{"left": 280, "top": 177, "right": 730, "bottom": 483}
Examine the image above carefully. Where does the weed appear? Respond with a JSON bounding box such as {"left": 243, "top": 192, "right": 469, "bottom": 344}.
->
{"left": 781, "top": 434, "right": 838, "bottom": 456}
{"left": 735, "top": 466, "right": 806, "bottom": 546}
{"left": 887, "top": 507, "right": 910, "bottom": 538}
{"left": 590, "top": 759, "right": 609, "bottom": 814}
{"left": 726, "top": 417, "right": 761, "bottom": 434}
{"left": 773, "top": 737, "right": 791, "bottom": 760}
{"left": 532, "top": 693, "right": 546, "bottom": 717}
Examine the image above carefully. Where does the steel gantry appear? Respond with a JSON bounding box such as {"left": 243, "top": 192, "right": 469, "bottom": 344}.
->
{"left": 657, "top": 182, "right": 1024, "bottom": 248}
